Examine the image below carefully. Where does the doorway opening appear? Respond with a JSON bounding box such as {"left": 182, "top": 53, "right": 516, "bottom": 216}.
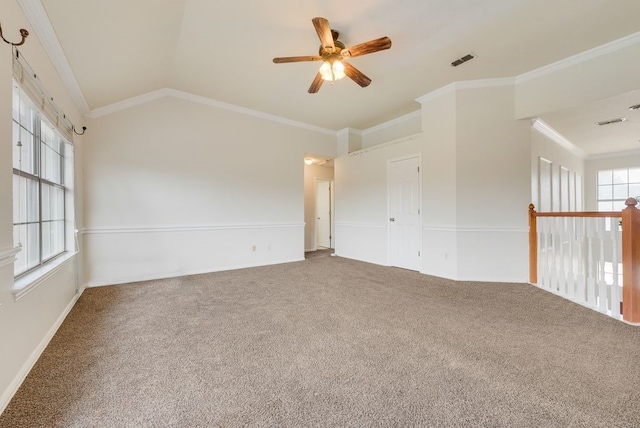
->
{"left": 316, "top": 179, "right": 333, "bottom": 249}
{"left": 303, "top": 155, "right": 335, "bottom": 258}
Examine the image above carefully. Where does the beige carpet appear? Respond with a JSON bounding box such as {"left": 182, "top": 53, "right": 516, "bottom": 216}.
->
{"left": 1, "top": 255, "right": 640, "bottom": 427}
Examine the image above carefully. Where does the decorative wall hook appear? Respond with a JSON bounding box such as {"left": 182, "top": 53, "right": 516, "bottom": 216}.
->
{"left": 73, "top": 125, "right": 87, "bottom": 136}
{"left": 0, "top": 23, "right": 29, "bottom": 46}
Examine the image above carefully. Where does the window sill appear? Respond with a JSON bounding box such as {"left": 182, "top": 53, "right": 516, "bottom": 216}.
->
{"left": 12, "top": 251, "right": 78, "bottom": 301}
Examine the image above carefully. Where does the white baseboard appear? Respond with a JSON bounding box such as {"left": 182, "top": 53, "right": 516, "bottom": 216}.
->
{"left": 0, "top": 289, "right": 84, "bottom": 415}
{"left": 84, "top": 257, "right": 304, "bottom": 288}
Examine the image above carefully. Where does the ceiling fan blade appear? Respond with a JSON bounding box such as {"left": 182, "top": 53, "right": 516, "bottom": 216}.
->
{"left": 273, "top": 56, "right": 322, "bottom": 64}
{"left": 312, "top": 17, "right": 335, "bottom": 53}
{"left": 342, "top": 37, "right": 392, "bottom": 58}
{"left": 343, "top": 61, "right": 372, "bottom": 88}
{"left": 308, "top": 72, "right": 324, "bottom": 94}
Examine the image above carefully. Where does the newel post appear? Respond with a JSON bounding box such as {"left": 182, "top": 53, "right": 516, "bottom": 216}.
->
{"left": 622, "top": 197, "right": 640, "bottom": 323}
{"left": 529, "top": 204, "right": 537, "bottom": 284}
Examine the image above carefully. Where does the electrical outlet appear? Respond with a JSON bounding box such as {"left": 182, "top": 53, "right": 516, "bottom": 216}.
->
{"left": 267, "top": 243, "right": 271, "bottom": 251}
{"left": 252, "top": 245, "right": 256, "bottom": 252}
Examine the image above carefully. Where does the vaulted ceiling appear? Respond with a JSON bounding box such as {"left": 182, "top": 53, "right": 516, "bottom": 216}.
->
{"left": 25, "top": 0, "right": 640, "bottom": 150}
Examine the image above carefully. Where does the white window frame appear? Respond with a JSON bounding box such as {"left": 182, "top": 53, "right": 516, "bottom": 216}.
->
{"left": 12, "top": 80, "right": 75, "bottom": 289}
{"left": 596, "top": 167, "right": 640, "bottom": 212}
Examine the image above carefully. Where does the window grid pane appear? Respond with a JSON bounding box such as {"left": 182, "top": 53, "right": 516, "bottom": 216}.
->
{"left": 598, "top": 170, "right": 613, "bottom": 185}
{"left": 12, "top": 80, "right": 72, "bottom": 278}
{"left": 613, "top": 169, "right": 628, "bottom": 184}
{"left": 597, "top": 167, "right": 640, "bottom": 212}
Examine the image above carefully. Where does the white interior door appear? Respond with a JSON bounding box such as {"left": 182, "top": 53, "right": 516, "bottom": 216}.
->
{"left": 389, "top": 157, "right": 421, "bottom": 270}
{"left": 316, "top": 180, "right": 332, "bottom": 248}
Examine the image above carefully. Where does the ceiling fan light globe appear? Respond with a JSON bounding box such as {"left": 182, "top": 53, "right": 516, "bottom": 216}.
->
{"left": 319, "top": 61, "right": 333, "bottom": 81}
{"left": 332, "top": 61, "right": 345, "bottom": 80}
{"left": 319, "top": 60, "right": 346, "bottom": 81}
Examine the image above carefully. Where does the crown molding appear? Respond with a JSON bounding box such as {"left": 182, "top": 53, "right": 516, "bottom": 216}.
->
{"left": 415, "top": 83, "right": 456, "bottom": 104}
{"left": 363, "top": 110, "right": 421, "bottom": 135}
{"left": 586, "top": 148, "right": 640, "bottom": 161}
{"left": 87, "top": 88, "right": 337, "bottom": 136}
{"left": 17, "top": 0, "right": 90, "bottom": 114}
{"left": 415, "top": 77, "right": 516, "bottom": 104}
{"left": 416, "top": 31, "right": 640, "bottom": 104}
{"left": 348, "top": 132, "right": 423, "bottom": 157}
{"left": 454, "top": 77, "right": 516, "bottom": 90}
{"left": 532, "top": 119, "right": 587, "bottom": 159}
{"left": 337, "top": 128, "right": 363, "bottom": 137}
{"left": 517, "top": 31, "right": 640, "bottom": 84}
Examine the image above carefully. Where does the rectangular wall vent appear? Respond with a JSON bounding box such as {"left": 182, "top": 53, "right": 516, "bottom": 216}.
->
{"left": 595, "top": 117, "right": 627, "bottom": 126}
{"left": 451, "top": 53, "right": 475, "bottom": 67}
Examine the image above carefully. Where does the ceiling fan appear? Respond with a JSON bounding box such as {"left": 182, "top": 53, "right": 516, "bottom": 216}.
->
{"left": 273, "top": 17, "right": 392, "bottom": 94}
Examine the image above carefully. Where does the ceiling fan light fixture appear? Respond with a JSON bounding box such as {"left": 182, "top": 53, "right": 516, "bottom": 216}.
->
{"left": 319, "top": 59, "right": 346, "bottom": 82}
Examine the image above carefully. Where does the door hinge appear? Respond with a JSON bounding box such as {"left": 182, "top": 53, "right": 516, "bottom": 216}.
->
{"left": 418, "top": 251, "right": 421, "bottom": 257}
{"left": 417, "top": 166, "right": 420, "bottom": 173}
{"left": 418, "top": 208, "right": 420, "bottom": 214}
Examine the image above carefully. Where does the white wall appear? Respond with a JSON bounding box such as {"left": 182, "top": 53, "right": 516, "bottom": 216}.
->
{"left": 83, "top": 96, "right": 336, "bottom": 286}
{"left": 530, "top": 125, "right": 585, "bottom": 212}
{"left": 0, "top": 1, "right": 84, "bottom": 413}
{"left": 337, "top": 83, "right": 531, "bottom": 283}
{"left": 334, "top": 135, "right": 423, "bottom": 266}
{"left": 420, "top": 84, "right": 532, "bottom": 282}
{"left": 362, "top": 111, "right": 422, "bottom": 149}
{"left": 421, "top": 91, "right": 458, "bottom": 279}
{"left": 303, "top": 164, "right": 334, "bottom": 252}
{"left": 452, "top": 84, "right": 530, "bottom": 282}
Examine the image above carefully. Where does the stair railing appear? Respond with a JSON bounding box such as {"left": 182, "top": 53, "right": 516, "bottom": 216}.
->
{"left": 529, "top": 198, "right": 640, "bottom": 324}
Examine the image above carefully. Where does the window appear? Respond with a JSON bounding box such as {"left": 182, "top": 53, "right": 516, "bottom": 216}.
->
{"left": 12, "top": 82, "right": 72, "bottom": 277}
{"left": 597, "top": 167, "right": 640, "bottom": 211}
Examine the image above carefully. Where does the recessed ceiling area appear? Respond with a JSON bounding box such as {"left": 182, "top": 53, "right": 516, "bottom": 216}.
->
{"left": 540, "top": 89, "right": 640, "bottom": 156}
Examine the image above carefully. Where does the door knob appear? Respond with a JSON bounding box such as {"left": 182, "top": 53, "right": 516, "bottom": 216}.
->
{"left": 389, "top": 218, "right": 395, "bottom": 222}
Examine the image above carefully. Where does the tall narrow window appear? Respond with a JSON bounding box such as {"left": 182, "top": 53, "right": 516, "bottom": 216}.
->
{"left": 12, "top": 81, "right": 72, "bottom": 277}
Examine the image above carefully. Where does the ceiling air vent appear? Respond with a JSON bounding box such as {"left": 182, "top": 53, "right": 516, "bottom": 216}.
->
{"left": 629, "top": 104, "right": 640, "bottom": 111}
{"left": 595, "top": 117, "right": 627, "bottom": 126}
{"left": 451, "top": 53, "right": 475, "bottom": 67}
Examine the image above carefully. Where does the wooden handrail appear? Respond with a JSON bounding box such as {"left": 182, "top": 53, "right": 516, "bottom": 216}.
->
{"left": 533, "top": 211, "right": 621, "bottom": 218}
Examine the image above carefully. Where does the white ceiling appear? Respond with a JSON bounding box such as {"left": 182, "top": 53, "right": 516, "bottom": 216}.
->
{"left": 30, "top": 0, "right": 640, "bottom": 152}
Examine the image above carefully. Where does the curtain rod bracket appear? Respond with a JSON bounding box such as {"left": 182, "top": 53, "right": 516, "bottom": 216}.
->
{"left": 0, "top": 23, "right": 29, "bottom": 46}
{"left": 73, "top": 125, "right": 87, "bottom": 136}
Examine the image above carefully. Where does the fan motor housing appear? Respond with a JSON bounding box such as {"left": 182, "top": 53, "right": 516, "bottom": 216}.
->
{"left": 319, "top": 30, "right": 346, "bottom": 57}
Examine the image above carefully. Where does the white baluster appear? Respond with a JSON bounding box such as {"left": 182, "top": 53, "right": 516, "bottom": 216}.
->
{"left": 610, "top": 217, "right": 622, "bottom": 318}
{"left": 538, "top": 217, "right": 546, "bottom": 288}
{"left": 575, "top": 217, "right": 586, "bottom": 303}
{"left": 597, "top": 217, "right": 608, "bottom": 313}
{"left": 550, "top": 217, "right": 559, "bottom": 291}
{"left": 558, "top": 217, "right": 567, "bottom": 295}
{"left": 586, "top": 218, "right": 597, "bottom": 307}
{"left": 566, "top": 217, "right": 575, "bottom": 299}
{"left": 540, "top": 217, "right": 550, "bottom": 289}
